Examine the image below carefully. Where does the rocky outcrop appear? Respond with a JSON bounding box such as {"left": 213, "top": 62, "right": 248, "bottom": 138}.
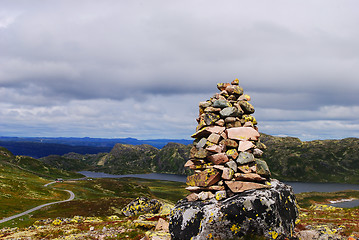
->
{"left": 169, "top": 179, "right": 298, "bottom": 240}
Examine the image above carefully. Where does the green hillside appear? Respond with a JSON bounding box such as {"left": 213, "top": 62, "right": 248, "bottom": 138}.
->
{"left": 0, "top": 147, "right": 69, "bottom": 218}
{"left": 260, "top": 134, "right": 359, "bottom": 184}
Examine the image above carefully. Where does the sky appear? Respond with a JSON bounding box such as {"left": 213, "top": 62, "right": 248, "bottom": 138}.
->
{"left": 0, "top": 0, "right": 359, "bottom": 141}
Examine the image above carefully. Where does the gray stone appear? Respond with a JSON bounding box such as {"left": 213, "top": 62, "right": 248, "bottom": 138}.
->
{"left": 225, "top": 160, "right": 238, "bottom": 172}
{"left": 196, "top": 138, "right": 207, "bottom": 149}
{"left": 212, "top": 99, "right": 232, "bottom": 108}
{"left": 236, "top": 152, "right": 255, "bottom": 165}
{"left": 220, "top": 107, "right": 241, "bottom": 118}
{"left": 169, "top": 179, "right": 298, "bottom": 240}
{"left": 256, "top": 159, "right": 271, "bottom": 178}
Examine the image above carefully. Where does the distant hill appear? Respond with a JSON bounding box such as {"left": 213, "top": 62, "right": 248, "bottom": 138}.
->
{"left": 0, "top": 137, "right": 193, "bottom": 158}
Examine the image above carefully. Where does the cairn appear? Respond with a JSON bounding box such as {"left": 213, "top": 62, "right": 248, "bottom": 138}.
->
{"left": 184, "top": 79, "right": 271, "bottom": 201}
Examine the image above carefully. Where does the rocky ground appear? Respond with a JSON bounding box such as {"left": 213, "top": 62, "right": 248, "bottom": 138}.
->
{"left": 0, "top": 199, "right": 358, "bottom": 240}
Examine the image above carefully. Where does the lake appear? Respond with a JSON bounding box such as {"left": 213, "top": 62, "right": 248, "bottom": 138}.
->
{"left": 78, "top": 171, "right": 359, "bottom": 208}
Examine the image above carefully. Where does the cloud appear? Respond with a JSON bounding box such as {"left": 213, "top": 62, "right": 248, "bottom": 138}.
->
{"left": 0, "top": 0, "right": 359, "bottom": 139}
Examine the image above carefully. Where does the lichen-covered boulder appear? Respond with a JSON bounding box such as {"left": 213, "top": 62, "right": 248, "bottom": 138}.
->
{"left": 169, "top": 179, "right": 298, "bottom": 240}
{"left": 122, "top": 197, "right": 162, "bottom": 217}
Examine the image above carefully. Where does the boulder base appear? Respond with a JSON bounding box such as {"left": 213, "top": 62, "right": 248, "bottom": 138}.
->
{"left": 169, "top": 179, "right": 298, "bottom": 240}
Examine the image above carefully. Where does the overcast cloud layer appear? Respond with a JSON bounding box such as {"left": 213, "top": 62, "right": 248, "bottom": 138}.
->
{"left": 1, "top": 0, "right": 359, "bottom": 140}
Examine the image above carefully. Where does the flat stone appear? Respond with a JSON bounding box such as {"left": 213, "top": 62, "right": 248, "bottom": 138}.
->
{"left": 226, "top": 148, "right": 238, "bottom": 159}
{"left": 253, "top": 148, "right": 263, "bottom": 157}
{"left": 222, "top": 139, "right": 238, "bottom": 148}
{"left": 238, "top": 94, "right": 251, "bottom": 101}
{"left": 198, "top": 191, "right": 215, "bottom": 201}
{"left": 206, "top": 144, "right": 222, "bottom": 153}
{"left": 186, "top": 169, "right": 221, "bottom": 187}
{"left": 236, "top": 152, "right": 255, "bottom": 165}
{"left": 224, "top": 117, "right": 237, "bottom": 123}
{"left": 184, "top": 160, "right": 195, "bottom": 168}
{"left": 199, "top": 101, "right": 212, "bottom": 108}
{"left": 186, "top": 193, "right": 199, "bottom": 202}
{"left": 196, "top": 138, "right": 207, "bottom": 149}
{"left": 207, "top": 133, "right": 221, "bottom": 144}
{"left": 221, "top": 167, "right": 234, "bottom": 180}
{"left": 220, "top": 132, "right": 228, "bottom": 139}
{"left": 185, "top": 186, "right": 201, "bottom": 192}
{"left": 212, "top": 99, "right": 232, "bottom": 108}
{"left": 225, "top": 160, "right": 238, "bottom": 172}
{"left": 204, "top": 113, "right": 220, "bottom": 125}
{"left": 207, "top": 152, "right": 229, "bottom": 165}
{"left": 238, "top": 164, "right": 252, "bottom": 174}
{"left": 220, "top": 107, "right": 241, "bottom": 118}
{"left": 238, "top": 140, "right": 255, "bottom": 152}
{"left": 191, "top": 126, "right": 226, "bottom": 138}
{"left": 256, "top": 159, "right": 271, "bottom": 178}
{"left": 225, "top": 181, "right": 269, "bottom": 193}
{"left": 226, "top": 127, "right": 260, "bottom": 141}
{"left": 239, "top": 101, "right": 255, "bottom": 114}
{"left": 234, "top": 173, "right": 266, "bottom": 182}
{"left": 213, "top": 165, "right": 225, "bottom": 171}
{"left": 204, "top": 107, "right": 221, "bottom": 113}
{"left": 215, "top": 119, "right": 225, "bottom": 126}
{"left": 217, "top": 83, "right": 231, "bottom": 91}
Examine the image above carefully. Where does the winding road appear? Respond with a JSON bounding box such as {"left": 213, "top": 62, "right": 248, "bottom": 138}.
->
{"left": 0, "top": 182, "right": 75, "bottom": 224}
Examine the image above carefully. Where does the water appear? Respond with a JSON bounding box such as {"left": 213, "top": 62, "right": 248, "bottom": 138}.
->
{"left": 78, "top": 171, "right": 359, "bottom": 208}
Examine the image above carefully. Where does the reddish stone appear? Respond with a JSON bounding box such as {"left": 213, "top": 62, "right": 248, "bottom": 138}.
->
{"left": 191, "top": 126, "right": 225, "bottom": 138}
{"left": 238, "top": 140, "right": 255, "bottom": 152}
{"left": 217, "top": 83, "right": 231, "bottom": 91}
{"left": 184, "top": 160, "right": 195, "bottom": 168}
{"left": 234, "top": 173, "right": 266, "bottom": 182}
{"left": 206, "top": 145, "right": 222, "bottom": 153}
{"left": 221, "top": 168, "right": 234, "bottom": 180}
{"left": 222, "top": 139, "right": 238, "bottom": 148}
{"left": 238, "top": 164, "right": 252, "bottom": 174}
{"left": 226, "top": 127, "right": 260, "bottom": 141}
{"left": 207, "top": 153, "right": 229, "bottom": 165}
{"left": 186, "top": 193, "right": 199, "bottom": 201}
{"left": 215, "top": 119, "right": 225, "bottom": 126}
{"left": 225, "top": 181, "right": 269, "bottom": 193}
{"left": 186, "top": 169, "right": 221, "bottom": 187}
{"left": 226, "top": 148, "right": 238, "bottom": 159}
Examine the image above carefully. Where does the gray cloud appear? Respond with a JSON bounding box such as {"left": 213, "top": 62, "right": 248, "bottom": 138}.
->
{"left": 0, "top": 0, "right": 359, "bottom": 139}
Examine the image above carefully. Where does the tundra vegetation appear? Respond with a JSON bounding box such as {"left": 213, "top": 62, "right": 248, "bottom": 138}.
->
{"left": 0, "top": 146, "right": 358, "bottom": 239}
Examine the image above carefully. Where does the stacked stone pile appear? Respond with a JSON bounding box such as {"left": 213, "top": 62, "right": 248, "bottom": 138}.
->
{"left": 184, "top": 79, "right": 272, "bottom": 201}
